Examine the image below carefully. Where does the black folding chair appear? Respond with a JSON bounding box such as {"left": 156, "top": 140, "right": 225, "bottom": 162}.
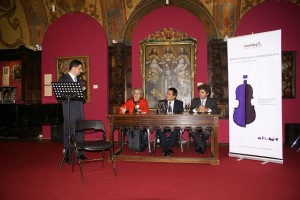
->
{"left": 72, "top": 120, "right": 116, "bottom": 182}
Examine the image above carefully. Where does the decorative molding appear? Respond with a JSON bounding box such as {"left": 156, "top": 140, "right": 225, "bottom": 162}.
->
{"left": 0, "top": 0, "right": 24, "bottom": 48}
{"left": 141, "top": 28, "right": 197, "bottom": 43}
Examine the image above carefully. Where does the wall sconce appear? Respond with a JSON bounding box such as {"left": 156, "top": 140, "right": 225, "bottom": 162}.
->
{"left": 223, "top": 35, "right": 228, "bottom": 42}
{"left": 33, "top": 44, "right": 42, "bottom": 51}
{"left": 47, "top": 0, "right": 70, "bottom": 14}
{"left": 52, "top": 5, "right": 55, "bottom": 12}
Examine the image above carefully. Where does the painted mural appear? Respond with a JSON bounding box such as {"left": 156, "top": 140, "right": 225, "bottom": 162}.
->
{"left": 0, "top": 0, "right": 299, "bottom": 49}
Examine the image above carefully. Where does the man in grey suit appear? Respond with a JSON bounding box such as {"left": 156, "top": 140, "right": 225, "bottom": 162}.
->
{"left": 58, "top": 60, "right": 86, "bottom": 163}
{"left": 189, "top": 84, "right": 220, "bottom": 154}
{"left": 157, "top": 88, "right": 184, "bottom": 156}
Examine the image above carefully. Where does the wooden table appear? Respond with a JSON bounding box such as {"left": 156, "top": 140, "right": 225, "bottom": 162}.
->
{"left": 108, "top": 112, "right": 219, "bottom": 165}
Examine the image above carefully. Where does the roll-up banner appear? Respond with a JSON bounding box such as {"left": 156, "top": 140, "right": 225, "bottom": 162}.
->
{"left": 228, "top": 30, "right": 283, "bottom": 164}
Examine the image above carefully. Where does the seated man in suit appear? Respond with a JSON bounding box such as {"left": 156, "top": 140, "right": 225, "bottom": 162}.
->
{"left": 157, "top": 88, "right": 184, "bottom": 156}
{"left": 189, "top": 84, "right": 220, "bottom": 154}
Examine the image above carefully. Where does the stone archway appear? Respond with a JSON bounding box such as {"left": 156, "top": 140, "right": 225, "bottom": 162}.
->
{"left": 122, "top": 0, "right": 218, "bottom": 45}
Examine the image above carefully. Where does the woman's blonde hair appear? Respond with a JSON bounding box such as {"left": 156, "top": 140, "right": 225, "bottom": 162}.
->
{"left": 132, "top": 87, "right": 144, "bottom": 98}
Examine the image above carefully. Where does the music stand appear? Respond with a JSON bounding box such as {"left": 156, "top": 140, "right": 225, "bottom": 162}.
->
{"left": 51, "top": 82, "right": 85, "bottom": 171}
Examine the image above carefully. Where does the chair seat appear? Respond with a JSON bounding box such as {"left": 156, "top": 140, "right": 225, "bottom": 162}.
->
{"left": 78, "top": 140, "right": 113, "bottom": 151}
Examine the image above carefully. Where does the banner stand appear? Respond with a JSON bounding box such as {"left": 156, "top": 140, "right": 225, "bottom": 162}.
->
{"left": 227, "top": 30, "right": 283, "bottom": 164}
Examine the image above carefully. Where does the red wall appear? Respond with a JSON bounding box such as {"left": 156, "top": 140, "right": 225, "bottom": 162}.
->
{"left": 131, "top": 6, "right": 231, "bottom": 142}
{"left": 235, "top": 0, "right": 300, "bottom": 139}
{"left": 132, "top": 6, "right": 208, "bottom": 91}
{"left": 40, "top": 1, "right": 300, "bottom": 143}
{"left": 131, "top": 3, "right": 300, "bottom": 143}
{"left": 41, "top": 13, "right": 108, "bottom": 138}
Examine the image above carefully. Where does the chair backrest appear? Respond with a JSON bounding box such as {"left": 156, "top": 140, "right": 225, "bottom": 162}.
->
{"left": 75, "top": 120, "right": 106, "bottom": 139}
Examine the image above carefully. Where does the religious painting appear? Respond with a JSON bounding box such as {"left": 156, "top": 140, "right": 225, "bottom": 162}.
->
{"left": 12, "top": 64, "right": 22, "bottom": 80}
{"left": 140, "top": 41, "right": 196, "bottom": 109}
{"left": 56, "top": 56, "right": 90, "bottom": 103}
{"left": 282, "top": 51, "right": 296, "bottom": 99}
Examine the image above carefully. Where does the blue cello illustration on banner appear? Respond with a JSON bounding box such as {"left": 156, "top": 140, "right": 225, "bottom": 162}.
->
{"left": 233, "top": 75, "right": 256, "bottom": 127}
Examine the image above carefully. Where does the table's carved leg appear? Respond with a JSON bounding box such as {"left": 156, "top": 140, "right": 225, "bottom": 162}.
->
{"left": 121, "top": 129, "right": 125, "bottom": 151}
{"left": 147, "top": 129, "right": 151, "bottom": 153}
{"left": 210, "top": 130, "right": 214, "bottom": 157}
{"left": 213, "top": 126, "right": 219, "bottom": 161}
{"left": 112, "top": 129, "right": 123, "bottom": 155}
{"left": 179, "top": 130, "right": 183, "bottom": 152}
{"left": 111, "top": 130, "right": 117, "bottom": 155}
{"left": 153, "top": 130, "right": 158, "bottom": 154}
{"left": 187, "top": 130, "right": 191, "bottom": 151}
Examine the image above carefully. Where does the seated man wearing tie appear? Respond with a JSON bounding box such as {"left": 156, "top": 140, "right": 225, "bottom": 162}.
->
{"left": 189, "top": 84, "right": 220, "bottom": 154}
{"left": 157, "top": 88, "right": 184, "bottom": 156}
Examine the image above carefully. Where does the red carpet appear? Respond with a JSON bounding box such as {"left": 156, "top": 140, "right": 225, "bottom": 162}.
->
{"left": 0, "top": 140, "right": 299, "bottom": 200}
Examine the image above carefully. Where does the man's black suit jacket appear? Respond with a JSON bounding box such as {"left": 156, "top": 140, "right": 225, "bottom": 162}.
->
{"left": 158, "top": 99, "right": 184, "bottom": 114}
{"left": 156, "top": 99, "right": 184, "bottom": 149}
{"left": 58, "top": 73, "right": 85, "bottom": 146}
{"left": 189, "top": 97, "right": 220, "bottom": 114}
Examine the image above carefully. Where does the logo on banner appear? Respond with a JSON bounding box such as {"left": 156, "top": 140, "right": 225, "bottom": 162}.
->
{"left": 244, "top": 41, "right": 262, "bottom": 49}
{"left": 257, "top": 136, "right": 279, "bottom": 142}
{"left": 233, "top": 75, "right": 256, "bottom": 127}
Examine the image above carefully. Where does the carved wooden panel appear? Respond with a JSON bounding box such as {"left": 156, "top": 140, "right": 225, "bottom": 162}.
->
{"left": 108, "top": 43, "right": 132, "bottom": 113}
{"left": 208, "top": 39, "right": 228, "bottom": 117}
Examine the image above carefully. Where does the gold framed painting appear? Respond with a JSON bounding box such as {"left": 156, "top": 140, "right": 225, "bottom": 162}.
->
{"left": 282, "top": 51, "right": 296, "bottom": 99}
{"left": 12, "top": 64, "right": 22, "bottom": 80}
{"left": 56, "top": 56, "right": 90, "bottom": 103}
{"left": 140, "top": 41, "right": 196, "bottom": 109}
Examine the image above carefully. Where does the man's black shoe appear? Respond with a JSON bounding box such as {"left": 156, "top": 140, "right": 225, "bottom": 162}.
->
{"left": 163, "top": 150, "right": 171, "bottom": 156}
{"left": 165, "top": 151, "right": 171, "bottom": 156}
{"left": 163, "top": 150, "right": 167, "bottom": 156}
{"left": 79, "top": 155, "right": 87, "bottom": 160}
{"left": 168, "top": 149, "right": 174, "bottom": 154}
{"left": 201, "top": 144, "right": 206, "bottom": 154}
{"left": 65, "top": 156, "right": 72, "bottom": 164}
{"left": 195, "top": 147, "right": 204, "bottom": 154}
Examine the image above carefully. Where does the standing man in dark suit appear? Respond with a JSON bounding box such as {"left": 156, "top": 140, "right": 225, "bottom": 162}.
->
{"left": 58, "top": 60, "right": 86, "bottom": 163}
{"left": 157, "top": 88, "right": 184, "bottom": 156}
{"left": 189, "top": 84, "right": 220, "bottom": 154}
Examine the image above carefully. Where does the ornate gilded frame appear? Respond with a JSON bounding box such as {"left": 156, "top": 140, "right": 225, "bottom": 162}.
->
{"left": 56, "top": 56, "right": 90, "bottom": 103}
{"left": 140, "top": 28, "right": 197, "bottom": 109}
